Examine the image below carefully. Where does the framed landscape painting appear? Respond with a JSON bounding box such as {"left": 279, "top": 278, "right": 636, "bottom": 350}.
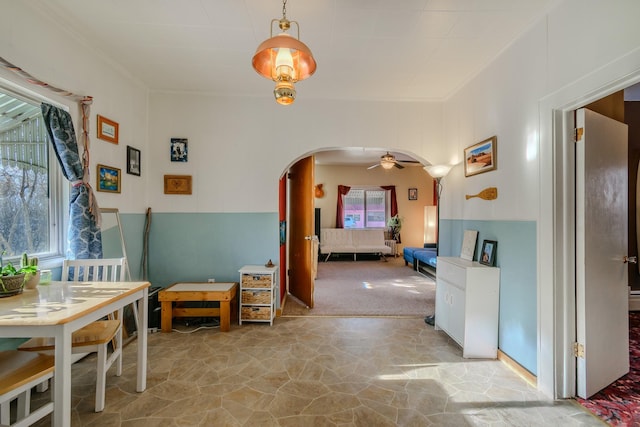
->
{"left": 97, "top": 164, "right": 121, "bottom": 193}
{"left": 464, "top": 136, "right": 497, "bottom": 177}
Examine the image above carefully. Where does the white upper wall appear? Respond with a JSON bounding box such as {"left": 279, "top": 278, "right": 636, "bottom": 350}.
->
{"left": 436, "top": 0, "right": 640, "bottom": 397}
{"left": 0, "top": 1, "right": 149, "bottom": 214}
{"left": 439, "top": 17, "right": 548, "bottom": 222}
{"left": 438, "top": 0, "right": 640, "bottom": 222}
{"left": 148, "top": 93, "right": 443, "bottom": 213}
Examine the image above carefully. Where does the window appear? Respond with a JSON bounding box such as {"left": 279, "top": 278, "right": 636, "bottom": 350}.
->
{"left": 343, "top": 188, "right": 387, "bottom": 229}
{"left": 0, "top": 86, "right": 63, "bottom": 262}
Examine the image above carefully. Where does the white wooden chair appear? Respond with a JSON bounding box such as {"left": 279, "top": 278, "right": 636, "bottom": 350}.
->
{"left": 0, "top": 350, "right": 54, "bottom": 427}
{"left": 18, "top": 257, "right": 126, "bottom": 413}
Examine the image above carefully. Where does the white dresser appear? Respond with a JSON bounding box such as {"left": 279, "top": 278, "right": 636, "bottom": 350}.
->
{"left": 239, "top": 265, "right": 278, "bottom": 325}
{"left": 435, "top": 256, "right": 500, "bottom": 358}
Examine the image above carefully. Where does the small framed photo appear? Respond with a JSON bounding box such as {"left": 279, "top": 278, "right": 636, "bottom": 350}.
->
{"left": 464, "top": 136, "right": 497, "bottom": 177}
{"left": 97, "top": 164, "right": 121, "bottom": 193}
{"left": 170, "top": 138, "right": 188, "bottom": 162}
{"left": 164, "top": 174, "right": 192, "bottom": 195}
{"left": 126, "top": 146, "right": 141, "bottom": 176}
{"left": 408, "top": 188, "right": 418, "bottom": 200}
{"left": 97, "top": 115, "right": 119, "bottom": 144}
{"left": 479, "top": 239, "right": 497, "bottom": 266}
{"left": 460, "top": 229, "right": 478, "bottom": 261}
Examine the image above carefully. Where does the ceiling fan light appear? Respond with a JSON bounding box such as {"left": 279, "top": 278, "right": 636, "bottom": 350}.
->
{"left": 381, "top": 159, "right": 395, "bottom": 170}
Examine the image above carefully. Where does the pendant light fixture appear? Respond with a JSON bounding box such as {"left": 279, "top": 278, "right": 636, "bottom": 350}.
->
{"left": 252, "top": 0, "right": 317, "bottom": 106}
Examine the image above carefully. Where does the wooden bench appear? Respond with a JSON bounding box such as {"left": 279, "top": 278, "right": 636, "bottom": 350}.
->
{"left": 159, "top": 282, "right": 238, "bottom": 332}
{"left": 0, "top": 350, "right": 54, "bottom": 427}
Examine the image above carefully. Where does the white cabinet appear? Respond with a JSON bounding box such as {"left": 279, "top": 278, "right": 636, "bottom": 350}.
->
{"left": 239, "top": 265, "right": 278, "bottom": 325}
{"left": 435, "top": 257, "right": 500, "bottom": 358}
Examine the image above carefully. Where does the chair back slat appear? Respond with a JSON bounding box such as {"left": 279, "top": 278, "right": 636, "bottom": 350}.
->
{"left": 62, "top": 258, "right": 127, "bottom": 282}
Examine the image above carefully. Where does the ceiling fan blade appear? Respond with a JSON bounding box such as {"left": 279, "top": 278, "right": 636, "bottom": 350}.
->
{"left": 394, "top": 162, "right": 405, "bottom": 169}
{"left": 367, "top": 163, "right": 380, "bottom": 170}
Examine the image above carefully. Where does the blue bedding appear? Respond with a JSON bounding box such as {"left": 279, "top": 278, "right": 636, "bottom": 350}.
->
{"left": 403, "top": 245, "right": 437, "bottom": 271}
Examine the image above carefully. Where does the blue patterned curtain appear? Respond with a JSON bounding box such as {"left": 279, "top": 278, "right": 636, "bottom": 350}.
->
{"left": 41, "top": 103, "right": 102, "bottom": 259}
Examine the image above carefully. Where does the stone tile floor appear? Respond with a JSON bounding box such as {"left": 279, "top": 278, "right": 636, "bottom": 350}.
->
{"left": 29, "top": 316, "right": 604, "bottom": 426}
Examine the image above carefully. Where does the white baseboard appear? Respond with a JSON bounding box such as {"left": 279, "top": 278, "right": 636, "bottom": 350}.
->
{"left": 630, "top": 291, "right": 640, "bottom": 311}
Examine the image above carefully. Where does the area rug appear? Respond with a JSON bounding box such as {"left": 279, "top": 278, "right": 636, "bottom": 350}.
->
{"left": 282, "top": 256, "right": 435, "bottom": 317}
{"left": 577, "top": 311, "right": 640, "bottom": 426}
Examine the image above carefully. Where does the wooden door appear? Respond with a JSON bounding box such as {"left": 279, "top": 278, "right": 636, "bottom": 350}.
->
{"left": 576, "top": 108, "right": 629, "bottom": 398}
{"left": 288, "top": 156, "right": 314, "bottom": 307}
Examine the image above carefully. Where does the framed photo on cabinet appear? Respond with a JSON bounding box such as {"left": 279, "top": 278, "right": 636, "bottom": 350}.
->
{"left": 480, "top": 240, "right": 497, "bottom": 266}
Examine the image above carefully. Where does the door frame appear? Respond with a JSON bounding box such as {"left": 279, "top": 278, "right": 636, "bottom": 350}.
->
{"left": 542, "top": 63, "right": 640, "bottom": 398}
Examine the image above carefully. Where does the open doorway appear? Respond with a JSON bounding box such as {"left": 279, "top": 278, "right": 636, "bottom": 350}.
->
{"left": 571, "top": 87, "right": 640, "bottom": 423}
{"left": 548, "top": 82, "right": 640, "bottom": 407}
{"left": 280, "top": 148, "right": 437, "bottom": 317}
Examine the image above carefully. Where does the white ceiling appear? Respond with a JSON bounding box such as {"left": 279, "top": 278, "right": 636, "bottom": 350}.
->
{"left": 29, "top": 0, "right": 559, "bottom": 102}
{"left": 23, "top": 0, "right": 560, "bottom": 167}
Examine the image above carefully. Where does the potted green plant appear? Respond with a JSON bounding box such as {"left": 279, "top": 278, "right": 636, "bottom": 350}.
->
{"left": 0, "top": 251, "right": 39, "bottom": 296}
{"left": 21, "top": 253, "right": 40, "bottom": 289}
{"left": 1, "top": 256, "right": 25, "bottom": 297}
{"left": 387, "top": 214, "right": 402, "bottom": 243}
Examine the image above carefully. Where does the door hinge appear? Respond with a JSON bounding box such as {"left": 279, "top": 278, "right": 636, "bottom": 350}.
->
{"left": 573, "top": 342, "right": 585, "bottom": 358}
{"left": 574, "top": 127, "right": 584, "bottom": 142}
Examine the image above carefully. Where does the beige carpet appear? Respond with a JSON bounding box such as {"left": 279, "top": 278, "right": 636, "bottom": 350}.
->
{"left": 282, "top": 256, "right": 435, "bottom": 317}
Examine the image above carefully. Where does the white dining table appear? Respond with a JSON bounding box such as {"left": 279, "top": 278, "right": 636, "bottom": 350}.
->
{"left": 0, "top": 281, "right": 149, "bottom": 426}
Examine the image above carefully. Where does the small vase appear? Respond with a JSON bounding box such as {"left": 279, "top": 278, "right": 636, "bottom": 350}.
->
{"left": 24, "top": 270, "right": 41, "bottom": 289}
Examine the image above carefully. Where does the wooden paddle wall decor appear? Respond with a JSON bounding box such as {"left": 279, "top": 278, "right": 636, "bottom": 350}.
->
{"left": 466, "top": 187, "right": 498, "bottom": 200}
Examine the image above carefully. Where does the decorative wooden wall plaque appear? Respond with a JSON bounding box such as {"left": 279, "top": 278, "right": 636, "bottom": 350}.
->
{"left": 164, "top": 175, "right": 192, "bottom": 195}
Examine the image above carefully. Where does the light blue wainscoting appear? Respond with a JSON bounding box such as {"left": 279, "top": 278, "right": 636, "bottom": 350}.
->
{"left": 148, "top": 213, "right": 280, "bottom": 289}
{"left": 101, "top": 213, "right": 147, "bottom": 281}
{"left": 0, "top": 212, "right": 278, "bottom": 349}
{"left": 439, "top": 219, "right": 537, "bottom": 376}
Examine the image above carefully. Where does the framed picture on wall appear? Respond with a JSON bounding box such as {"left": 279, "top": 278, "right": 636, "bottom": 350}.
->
{"left": 97, "top": 115, "right": 119, "bottom": 144}
{"left": 164, "top": 174, "right": 192, "bottom": 195}
{"left": 96, "top": 164, "right": 121, "bottom": 193}
{"left": 408, "top": 188, "right": 418, "bottom": 200}
{"left": 464, "top": 136, "right": 497, "bottom": 177}
{"left": 126, "top": 146, "right": 141, "bottom": 176}
{"left": 480, "top": 239, "right": 498, "bottom": 266}
{"left": 170, "top": 138, "right": 188, "bottom": 162}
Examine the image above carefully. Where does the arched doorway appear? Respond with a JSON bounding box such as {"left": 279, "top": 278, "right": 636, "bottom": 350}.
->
{"left": 279, "top": 148, "right": 437, "bottom": 316}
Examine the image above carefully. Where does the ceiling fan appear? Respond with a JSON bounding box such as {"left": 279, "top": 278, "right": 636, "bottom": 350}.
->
{"left": 367, "top": 152, "right": 417, "bottom": 170}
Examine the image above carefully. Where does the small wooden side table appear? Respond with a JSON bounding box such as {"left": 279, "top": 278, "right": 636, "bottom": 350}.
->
{"left": 159, "top": 282, "right": 238, "bottom": 332}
